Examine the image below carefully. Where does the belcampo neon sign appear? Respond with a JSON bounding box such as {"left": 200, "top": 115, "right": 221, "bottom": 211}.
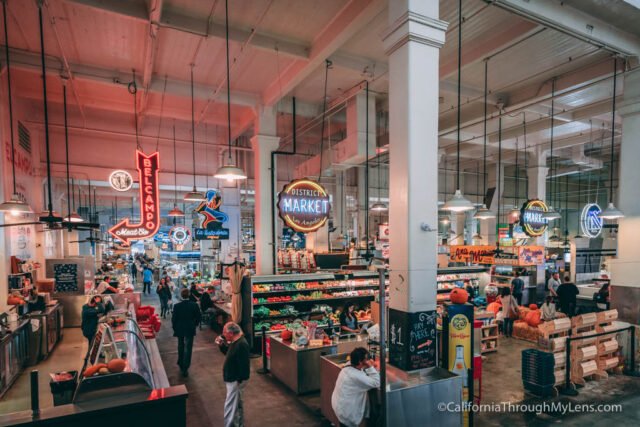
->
{"left": 108, "top": 150, "right": 160, "bottom": 245}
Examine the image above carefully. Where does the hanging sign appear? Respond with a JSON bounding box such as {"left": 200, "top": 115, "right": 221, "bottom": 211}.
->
{"left": 277, "top": 179, "right": 331, "bottom": 233}
{"left": 107, "top": 150, "right": 160, "bottom": 245}
{"left": 194, "top": 190, "right": 230, "bottom": 240}
{"left": 580, "top": 203, "right": 603, "bottom": 238}
{"left": 450, "top": 245, "right": 544, "bottom": 266}
{"left": 109, "top": 170, "right": 133, "bottom": 192}
{"left": 169, "top": 225, "right": 191, "bottom": 246}
{"left": 520, "top": 199, "right": 549, "bottom": 237}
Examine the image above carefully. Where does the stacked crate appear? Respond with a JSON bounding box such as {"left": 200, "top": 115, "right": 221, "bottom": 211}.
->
{"left": 596, "top": 309, "right": 620, "bottom": 376}
{"left": 521, "top": 349, "right": 556, "bottom": 397}
{"left": 537, "top": 317, "right": 571, "bottom": 387}
{"left": 570, "top": 313, "right": 599, "bottom": 386}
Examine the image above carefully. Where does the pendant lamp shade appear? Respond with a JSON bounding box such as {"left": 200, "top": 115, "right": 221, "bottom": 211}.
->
{"left": 168, "top": 204, "right": 185, "bottom": 217}
{"left": 64, "top": 212, "right": 84, "bottom": 223}
{"left": 184, "top": 189, "right": 206, "bottom": 202}
{"left": 473, "top": 205, "right": 495, "bottom": 220}
{"left": 440, "top": 215, "right": 451, "bottom": 225}
{"left": 0, "top": 194, "right": 33, "bottom": 215}
{"left": 508, "top": 207, "right": 520, "bottom": 220}
{"left": 542, "top": 207, "right": 561, "bottom": 221}
{"left": 442, "top": 189, "right": 475, "bottom": 212}
{"left": 371, "top": 201, "right": 388, "bottom": 212}
{"left": 599, "top": 202, "right": 624, "bottom": 220}
{"left": 214, "top": 0, "right": 246, "bottom": 182}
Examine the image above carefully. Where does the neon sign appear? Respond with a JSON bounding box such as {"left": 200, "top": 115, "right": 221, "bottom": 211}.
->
{"left": 109, "top": 170, "right": 133, "bottom": 192}
{"left": 580, "top": 203, "right": 602, "bottom": 238}
{"left": 108, "top": 150, "right": 160, "bottom": 245}
{"left": 277, "top": 179, "right": 331, "bottom": 233}
{"left": 520, "top": 199, "right": 549, "bottom": 237}
{"left": 169, "top": 225, "right": 191, "bottom": 246}
{"left": 194, "top": 189, "right": 230, "bottom": 240}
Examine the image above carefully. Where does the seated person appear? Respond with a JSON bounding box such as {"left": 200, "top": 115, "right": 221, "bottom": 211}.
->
{"left": 200, "top": 286, "right": 214, "bottom": 313}
{"left": 541, "top": 296, "right": 557, "bottom": 321}
{"left": 96, "top": 277, "right": 118, "bottom": 294}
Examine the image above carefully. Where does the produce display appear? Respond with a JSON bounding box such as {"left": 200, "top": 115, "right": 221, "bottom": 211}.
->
{"left": 82, "top": 358, "right": 127, "bottom": 378}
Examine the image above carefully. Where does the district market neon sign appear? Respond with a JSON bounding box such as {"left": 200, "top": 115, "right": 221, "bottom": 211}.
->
{"left": 580, "top": 203, "right": 603, "bottom": 238}
{"left": 108, "top": 150, "right": 160, "bottom": 245}
{"left": 520, "top": 199, "right": 549, "bottom": 237}
{"left": 277, "top": 179, "right": 331, "bottom": 233}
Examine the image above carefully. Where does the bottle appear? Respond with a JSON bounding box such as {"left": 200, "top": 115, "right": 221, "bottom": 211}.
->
{"left": 451, "top": 345, "right": 468, "bottom": 382}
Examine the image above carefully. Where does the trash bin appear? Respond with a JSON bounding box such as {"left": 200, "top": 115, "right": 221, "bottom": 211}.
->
{"left": 49, "top": 371, "right": 78, "bottom": 406}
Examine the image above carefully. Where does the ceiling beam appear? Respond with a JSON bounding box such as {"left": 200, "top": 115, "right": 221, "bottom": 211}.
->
{"left": 64, "top": 0, "right": 148, "bottom": 21}
{"left": 487, "top": 0, "right": 640, "bottom": 57}
{"left": 137, "top": 0, "right": 163, "bottom": 129}
{"left": 262, "top": 0, "right": 386, "bottom": 106}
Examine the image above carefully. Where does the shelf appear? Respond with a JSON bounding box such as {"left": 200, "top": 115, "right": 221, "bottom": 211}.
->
{"left": 254, "top": 284, "right": 379, "bottom": 295}
{"left": 253, "top": 294, "right": 375, "bottom": 306}
{"left": 481, "top": 325, "right": 498, "bottom": 329}
{"left": 481, "top": 348, "right": 498, "bottom": 354}
{"left": 482, "top": 336, "right": 499, "bottom": 341}
{"left": 253, "top": 311, "right": 324, "bottom": 320}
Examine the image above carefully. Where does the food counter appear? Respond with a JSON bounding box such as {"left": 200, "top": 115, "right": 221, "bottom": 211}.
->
{"left": 57, "top": 292, "right": 141, "bottom": 327}
{"left": 270, "top": 335, "right": 368, "bottom": 394}
{"left": 28, "top": 303, "right": 63, "bottom": 360}
{"left": 0, "top": 319, "right": 29, "bottom": 399}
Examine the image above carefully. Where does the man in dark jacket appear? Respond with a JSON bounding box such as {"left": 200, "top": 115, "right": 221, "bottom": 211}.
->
{"left": 511, "top": 272, "right": 525, "bottom": 305}
{"left": 215, "top": 322, "right": 250, "bottom": 427}
{"left": 557, "top": 276, "right": 579, "bottom": 317}
{"left": 172, "top": 288, "right": 201, "bottom": 376}
{"left": 81, "top": 295, "right": 104, "bottom": 346}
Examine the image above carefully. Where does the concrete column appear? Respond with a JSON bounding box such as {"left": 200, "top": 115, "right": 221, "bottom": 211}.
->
{"left": 611, "top": 69, "right": 640, "bottom": 322}
{"left": 250, "top": 106, "right": 280, "bottom": 275}
{"left": 357, "top": 167, "right": 367, "bottom": 246}
{"left": 527, "top": 149, "right": 549, "bottom": 245}
{"left": 480, "top": 162, "right": 505, "bottom": 245}
{"left": 383, "top": 0, "right": 447, "bottom": 316}
{"left": 220, "top": 185, "right": 241, "bottom": 262}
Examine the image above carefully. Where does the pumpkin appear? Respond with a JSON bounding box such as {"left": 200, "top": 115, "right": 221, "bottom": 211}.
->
{"left": 525, "top": 310, "right": 542, "bottom": 327}
{"left": 487, "top": 302, "right": 502, "bottom": 315}
{"left": 281, "top": 330, "right": 293, "bottom": 341}
{"left": 107, "top": 358, "right": 126, "bottom": 373}
{"left": 83, "top": 363, "right": 107, "bottom": 378}
{"left": 529, "top": 304, "right": 538, "bottom": 310}
{"left": 449, "top": 288, "right": 468, "bottom": 304}
{"left": 98, "top": 367, "right": 110, "bottom": 375}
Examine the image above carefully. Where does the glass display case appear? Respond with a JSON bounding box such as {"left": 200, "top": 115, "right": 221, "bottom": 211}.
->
{"left": 74, "top": 319, "right": 156, "bottom": 403}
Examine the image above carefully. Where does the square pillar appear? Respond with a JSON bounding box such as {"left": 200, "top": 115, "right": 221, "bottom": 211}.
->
{"left": 527, "top": 149, "right": 549, "bottom": 246}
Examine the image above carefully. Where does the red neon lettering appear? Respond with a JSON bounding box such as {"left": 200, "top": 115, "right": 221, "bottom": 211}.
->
{"left": 143, "top": 159, "right": 151, "bottom": 167}
{"left": 146, "top": 222, "right": 154, "bottom": 230}
{"left": 145, "top": 195, "right": 154, "bottom": 203}
{"left": 146, "top": 212, "right": 154, "bottom": 221}
{"left": 145, "top": 204, "right": 155, "bottom": 213}
{"left": 144, "top": 168, "right": 152, "bottom": 177}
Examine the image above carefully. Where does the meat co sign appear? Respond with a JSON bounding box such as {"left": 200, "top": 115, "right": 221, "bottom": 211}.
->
{"left": 277, "top": 179, "right": 331, "bottom": 233}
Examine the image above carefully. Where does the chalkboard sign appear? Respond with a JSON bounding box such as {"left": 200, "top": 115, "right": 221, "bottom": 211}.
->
{"left": 389, "top": 308, "right": 437, "bottom": 371}
{"left": 53, "top": 263, "right": 79, "bottom": 293}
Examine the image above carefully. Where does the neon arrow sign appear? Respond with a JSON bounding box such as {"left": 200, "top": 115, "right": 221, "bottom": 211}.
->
{"left": 108, "top": 150, "right": 160, "bottom": 245}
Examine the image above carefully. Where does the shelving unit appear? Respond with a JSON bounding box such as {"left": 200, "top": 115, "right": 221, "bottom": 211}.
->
{"left": 538, "top": 317, "right": 571, "bottom": 387}
{"left": 436, "top": 267, "right": 490, "bottom": 304}
{"left": 481, "top": 324, "right": 499, "bottom": 353}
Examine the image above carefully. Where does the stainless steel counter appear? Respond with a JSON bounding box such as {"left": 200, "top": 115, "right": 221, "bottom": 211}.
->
{"left": 28, "top": 303, "right": 63, "bottom": 360}
{"left": 0, "top": 319, "right": 30, "bottom": 399}
{"left": 57, "top": 292, "right": 141, "bottom": 327}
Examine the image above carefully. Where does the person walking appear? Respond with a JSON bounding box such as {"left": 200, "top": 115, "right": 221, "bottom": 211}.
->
{"left": 331, "top": 347, "right": 380, "bottom": 427}
{"left": 557, "top": 276, "right": 579, "bottom": 317}
{"left": 501, "top": 288, "right": 519, "bottom": 338}
{"left": 130, "top": 261, "right": 138, "bottom": 282}
{"left": 142, "top": 265, "right": 153, "bottom": 294}
{"left": 172, "top": 288, "right": 201, "bottom": 376}
{"left": 157, "top": 278, "right": 172, "bottom": 318}
{"left": 215, "top": 322, "right": 250, "bottom": 427}
{"left": 81, "top": 295, "right": 105, "bottom": 347}
{"left": 510, "top": 272, "right": 525, "bottom": 305}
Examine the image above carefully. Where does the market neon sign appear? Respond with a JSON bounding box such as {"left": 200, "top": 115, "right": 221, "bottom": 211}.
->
{"left": 108, "top": 150, "right": 160, "bottom": 245}
{"left": 169, "top": 225, "right": 191, "bottom": 246}
{"left": 520, "top": 199, "right": 549, "bottom": 237}
{"left": 580, "top": 203, "right": 602, "bottom": 238}
{"left": 277, "top": 179, "right": 331, "bottom": 233}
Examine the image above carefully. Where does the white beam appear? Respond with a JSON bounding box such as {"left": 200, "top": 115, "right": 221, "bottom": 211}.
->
{"left": 262, "top": 0, "right": 386, "bottom": 106}
{"left": 489, "top": 0, "right": 640, "bottom": 56}
{"left": 65, "top": 0, "right": 148, "bottom": 20}
{"left": 137, "top": 0, "right": 163, "bottom": 127}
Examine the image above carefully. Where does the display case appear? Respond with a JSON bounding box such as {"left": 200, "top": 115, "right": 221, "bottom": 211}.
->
{"left": 28, "top": 303, "right": 63, "bottom": 360}
{"left": 436, "top": 267, "right": 490, "bottom": 304}
{"left": 0, "top": 320, "right": 29, "bottom": 399}
{"left": 75, "top": 318, "right": 168, "bottom": 403}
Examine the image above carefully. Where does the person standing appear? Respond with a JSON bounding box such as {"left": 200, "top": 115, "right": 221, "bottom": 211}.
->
{"left": 215, "top": 322, "right": 250, "bottom": 427}
{"left": 511, "top": 272, "right": 525, "bottom": 305}
{"left": 547, "top": 272, "right": 561, "bottom": 298}
{"left": 501, "top": 288, "right": 519, "bottom": 338}
{"left": 557, "top": 276, "right": 579, "bottom": 317}
{"left": 130, "top": 262, "right": 138, "bottom": 282}
{"left": 171, "top": 288, "right": 201, "bottom": 376}
{"left": 340, "top": 302, "right": 360, "bottom": 334}
{"left": 81, "top": 295, "right": 104, "bottom": 346}
{"left": 331, "top": 347, "right": 380, "bottom": 427}
{"left": 142, "top": 265, "right": 153, "bottom": 294}
{"left": 157, "top": 278, "right": 172, "bottom": 318}
{"left": 464, "top": 279, "right": 475, "bottom": 304}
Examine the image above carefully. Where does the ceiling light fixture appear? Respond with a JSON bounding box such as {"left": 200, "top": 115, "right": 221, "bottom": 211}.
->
{"left": 600, "top": 57, "right": 624, "bottom": 220}
{"left": 62, "top": 81, "right": 84, "bottom": 225}
{"left": 184, "top": 65, "right": 207, "bottom": 202}
{"left": 473, "top": 60, "right": 495, "bottom": 220}
{"left": 169, "top": 126, "right": 185, "bottom": 217}
{"left": 543, "top": 78, "right": 561, "bottom": 222}
{"left": 508, "top": 136, "right": 521, "bottom": 220}
{"left": 214, "top": 0, "right": 247, "bottom": 182}
{"left": 0, "top": 2, "right": 32, "bottom": 215}
{"left": 444, "top": 0, "right": 474, "bottom": 212}
{"left": 65, "top": 178, "right": 84, "bottom": 223}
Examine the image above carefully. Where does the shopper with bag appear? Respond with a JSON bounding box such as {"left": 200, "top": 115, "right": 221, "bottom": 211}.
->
{"left": 157, "top": 278, "right": 172, "bottom": 319}
{"left": 501, "top": 288, "right": 519, "bottom": 338}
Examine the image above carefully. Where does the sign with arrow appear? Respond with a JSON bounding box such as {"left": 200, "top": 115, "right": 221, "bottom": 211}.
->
{"left": 108, "top": 150, "right": 160, "bottom": 245}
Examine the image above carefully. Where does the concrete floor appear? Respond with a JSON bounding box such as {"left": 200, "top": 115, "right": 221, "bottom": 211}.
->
{"left": 2, "top": 290, "right": 640, "bottom": 426}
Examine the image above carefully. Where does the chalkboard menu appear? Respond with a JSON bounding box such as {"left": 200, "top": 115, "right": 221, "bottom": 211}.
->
{"left": 54, "top": 263, "right": 79, "bottom": 293}
{"left": 389, "top": 308, "right": 437, "bottom": 371}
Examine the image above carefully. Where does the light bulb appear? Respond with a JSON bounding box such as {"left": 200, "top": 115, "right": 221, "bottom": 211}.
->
{"left": 11, "top": 210, "right": 20, "bottom": 217}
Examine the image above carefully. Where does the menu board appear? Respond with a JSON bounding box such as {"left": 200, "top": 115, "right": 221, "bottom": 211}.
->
{"left": 389, "top": 308, "right": 437, "bottom": 371}
{"left": 54, "top": 263, "right": 79, "bottom": 293}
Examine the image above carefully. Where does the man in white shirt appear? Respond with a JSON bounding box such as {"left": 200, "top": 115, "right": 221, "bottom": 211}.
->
{"left": 547, "top": 272, "right": 561, "bottom": 297}
{"left": 96, "top": 277, "right": 117, "bottom": 294}
{"left": 331, "top": 347, "right": 380, "bottom": 427}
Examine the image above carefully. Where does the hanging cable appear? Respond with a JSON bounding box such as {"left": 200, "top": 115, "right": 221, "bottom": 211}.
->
{"left": 128, "top": 69, "right": 141, "bottom": 151}
{"left": 608, "top": 57, "right": 617, "bottom": 204}
{"left": 3, "top": 1, "right": 16, "bottom": 195}
{"left": 63, "top": 83, "right": 71, "bottom": 221}
{"left": 523, "top": 113, "right": 527, "bottom": 200}
{"left": 191, "top": 64, "right": 197, "bottom": 188}
{"left": 514, "top": 136, "right": 519, "bottom": 207}
{"left": 38, "top": 5, "right": 54, "bottom": 216}
{"left": 456, "top": 0, "right": 462, "bottom": 190}
{"left": 550, "top": 78, "right": 556, "bottom": 208}
{"left": 364, "top": 79, "right": 370, "bottom": 257}
{"left": 156, "top": 75, "right": 168, "bottom": 153}
{"left": 497, "top": 114, "right": 502, "bottom": 249}
{"left": 225, "top": 0, "right": 232, "bottom": 161}
{"left": 318, "top": 59, "right": 331, "bottom": 182}
{"left": 483, "top": 60, "right": 488, "bottom": 201}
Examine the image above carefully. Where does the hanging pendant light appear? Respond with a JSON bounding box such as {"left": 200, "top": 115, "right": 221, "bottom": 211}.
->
{"left": 169, "top": 126, "right": 185, "bottom": 216}
{"left": 36, "top": 5, "right": 61, "bottom": 223}
{"left": 542, "top": 78, "right": 561, "bottom": 221}
{"left": 66, "top": 178, "right": 84, "bottom": 223}
{"left": 214, "top": 0, "right": 247, "bottom": 182}
{"left": 444, "top": 0, "right": 474, "bottom": 212}
{"left": 371, "top": 146, "right": 388, "bottom": 212}
{"left": 440, "top": 160, "right": 452, "bottom": 224}
{"left": 508, "top": 136, "right": 521, "bottom": 220}
{"left": 61, "top": 82, "right": 83, "bottom": 224}
{"left": 600, "top": 58, "right": 624, "bottom": 220}
{"left": 0, "top": 2, "right": 32, "bottom": 215}
{"left": 184, "top": 65, "right": 207, "bottom": 201}
{"left": 474, "top": 60, "right": 495, "bottom": 220}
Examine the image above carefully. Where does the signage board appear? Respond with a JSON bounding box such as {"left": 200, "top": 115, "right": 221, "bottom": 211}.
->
{"left": 108, "top": 169, "right": 133, "bottom": 192}
{"left": 195, "top": 227, "right": 230, "bottom": 240}
{"left": 580, "top": 203, "right": 603, "bottom": 238}
{"left": 389, "top": 308, "right": 437, "bottom": 371}
{"left": 446, "top": 303, "right": 473, "bottom": 427}
{"left": 520, "top": 199, "right": 549, "bottom": 237}
{"left": 450, "top": 245, "right": 544, "bottom": 266}
{"left": 169, "top": 225, "right": 191, "bottom": 246}
{"left": 108, "top": 151, "right": 160, "bottom": 245}
{"left": 277, "top": 179, "right": 331, "bottom": 233}
{"left": 194, "top": 189, "right": 230, "bottom": 240}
